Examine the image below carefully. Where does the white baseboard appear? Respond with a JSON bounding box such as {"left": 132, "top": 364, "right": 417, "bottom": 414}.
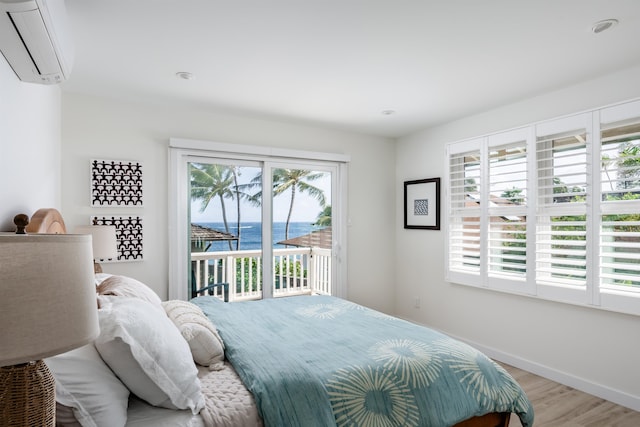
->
{"left": 458, "top": 337, "right": 640, "bottom": 413}
{"left": 395, "top": 316, "right": 640, "bottom": 413}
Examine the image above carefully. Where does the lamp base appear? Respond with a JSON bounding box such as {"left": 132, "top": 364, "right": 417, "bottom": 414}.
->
{"left": 0, "top": 360, "right": 56, "bottom": 427}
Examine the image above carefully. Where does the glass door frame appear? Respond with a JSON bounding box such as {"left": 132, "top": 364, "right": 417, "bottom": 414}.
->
{"left": 168, "top": 138, "right": 350, "bottom": 301}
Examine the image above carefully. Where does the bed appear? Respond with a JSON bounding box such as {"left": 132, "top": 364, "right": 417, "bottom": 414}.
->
{"left": 20, "top": 208, "right": 533, "bottom": 427}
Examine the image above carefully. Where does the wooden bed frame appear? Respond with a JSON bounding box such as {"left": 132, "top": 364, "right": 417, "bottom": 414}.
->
{"left": 455, "top": 412, "right": 510, "bottom": 427}
{"left": 18, "top": 208, "right": 512, "bottom": 427}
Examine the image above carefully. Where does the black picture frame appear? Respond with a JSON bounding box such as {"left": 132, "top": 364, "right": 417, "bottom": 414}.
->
{"left": 404, "top": 178, "right": 441, "bottom": 230}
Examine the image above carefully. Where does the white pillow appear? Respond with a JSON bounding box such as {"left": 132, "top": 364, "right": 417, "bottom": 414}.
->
{"left": 162, "top": 300, "right": 225, "bottom": 370}
{"left": 94, "top": 296, "right": 204, "bottom": 413}
{"left": 45, "top": 344, "right": 129, "bottom": 427}
{"left": 96, "top": 275, "right": 162, "bottom": 308}
{"left": 94, "top": 273, "right": 112, "bottom": 286}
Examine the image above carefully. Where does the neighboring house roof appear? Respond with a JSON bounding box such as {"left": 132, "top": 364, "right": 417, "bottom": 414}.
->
{"left": 191, "top": 223, "right": 237, "bottom": 242}
{"left": 465, "top": 195, "right": 523, "bottom": 221}
{"left": 277, "top": 227, "right": 332, "bottom": 249}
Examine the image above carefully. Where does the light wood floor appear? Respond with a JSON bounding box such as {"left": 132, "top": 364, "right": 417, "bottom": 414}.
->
{"left": 498, "top": 362, "right": 640, "bottom": 427}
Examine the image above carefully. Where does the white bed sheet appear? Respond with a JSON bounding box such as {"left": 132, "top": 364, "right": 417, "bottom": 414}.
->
{"left": 125, "top": 397, "right": 205, "bottom": 427}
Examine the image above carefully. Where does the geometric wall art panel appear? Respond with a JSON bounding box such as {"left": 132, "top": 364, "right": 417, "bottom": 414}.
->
{"left": 91, "top": 215, "right": 143, "bottom": 261}
{"left": 91, "top": 159, "right": 143, "bottom": 206}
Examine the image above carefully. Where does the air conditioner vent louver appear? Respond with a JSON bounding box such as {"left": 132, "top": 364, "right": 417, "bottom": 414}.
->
{"left": 0, "top": 0, "right": 73, "bottom": 85}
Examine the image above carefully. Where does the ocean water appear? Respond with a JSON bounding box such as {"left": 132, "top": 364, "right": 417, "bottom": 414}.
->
{"left": 195, "top": 222, "right": 316, "bottom": 251}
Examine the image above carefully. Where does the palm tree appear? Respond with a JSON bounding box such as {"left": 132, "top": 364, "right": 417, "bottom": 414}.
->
{"left": 190, "top": 163, "right": 236, "bottom": 250}
{"left": 314, "top": 205, "right": 331, "bottom": 227}
{"left": 231, "top": 167, "right": 242, "bottom": 250}
{"left": 616, "top": 142, "right": 640, "bottom": 191}
{"left": 273, "top": 169, "right": 327, "bottom": 239}
{"left": 251, "top": 169, "right": 327, "bottom": 240}
{"left": 601, "top": 154, "right": 615, "bottom": 192}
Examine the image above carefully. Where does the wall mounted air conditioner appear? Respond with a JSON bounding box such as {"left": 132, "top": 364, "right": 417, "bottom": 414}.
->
{"left": 0, "top": 0, "right": 73, "bottom": 84}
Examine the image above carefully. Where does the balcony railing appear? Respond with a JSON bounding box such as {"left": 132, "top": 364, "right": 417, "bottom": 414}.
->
{"left": 191, "top": 247, "right": 332, "bottom": 301}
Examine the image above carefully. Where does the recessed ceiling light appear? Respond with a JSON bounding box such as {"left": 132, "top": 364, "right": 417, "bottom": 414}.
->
{"left": 381, "top": 110, "right": 396, "bottom": 116}
{"left": 591, "top": 19, "right": 618, "bottom": 34}
{"left": 176, "top": 71, "right": 194, "bottom": 80}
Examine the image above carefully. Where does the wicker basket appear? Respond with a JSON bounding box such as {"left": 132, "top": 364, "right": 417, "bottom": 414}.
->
{"left": 0, "top": 360, "right": 55, "bottom": 426}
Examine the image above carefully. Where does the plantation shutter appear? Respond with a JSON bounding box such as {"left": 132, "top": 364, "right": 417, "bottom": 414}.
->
{"left": 598, "top": 102, "right": 640, "bottom": 311}
{"left": 600, "top": 214, "right": 640, "bottom": 290}
{"left": 535, "top": 115, "right": 590, "bottom": 292}
{"left": 445, "top": 99, "right": 640, "bottom": 315}
{"left": 487, "top": 129, "right": 530, "bottom": 283}
{"left": 446, "top": 139, "right": 483, "bottom": 285}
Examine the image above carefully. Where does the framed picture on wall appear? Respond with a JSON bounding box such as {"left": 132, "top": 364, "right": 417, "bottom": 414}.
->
{"left": 404, "top": 177, "right": 440, "bottom": 230}
{"left": 91, "top": 159, "right": 143, "bottom": 207}
{"left": 91, "top": 215, "right": 144, "bottom": 261}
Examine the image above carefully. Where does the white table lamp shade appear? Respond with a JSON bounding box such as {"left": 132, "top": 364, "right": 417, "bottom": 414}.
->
{"left": 75, "top": 225, "right": 118, "bottom": 261}
{"left": 0, "top": 234, "right": 100, "bottom": 366}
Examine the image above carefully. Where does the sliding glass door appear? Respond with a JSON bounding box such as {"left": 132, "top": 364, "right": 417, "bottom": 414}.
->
{"left": 169, "top": 140, "right": 348, "bottom": 302}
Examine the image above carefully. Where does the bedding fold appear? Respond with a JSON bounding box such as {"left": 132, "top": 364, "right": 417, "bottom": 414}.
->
{"left": 198, "top": 364, "right": 263, "bottom": 427}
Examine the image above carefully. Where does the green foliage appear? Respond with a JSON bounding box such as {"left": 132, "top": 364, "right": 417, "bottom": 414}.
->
{"left": 233, "top": 257, "right": 261, "bottom": 293}
{"left": 464, "top": 178, "right": 478, "bottom": 194}
{"left": 500, "top": 187, "right": 524, "bottom": 205}
{"left": 552, "top": 177, "right": 585, "bottom": 203}
{"left": 314, "top": 205, "right": 331, "bottom": 226}
{"left": 496, "top": 221, "right": 527, "bottom": 273}
{"left": 617, "top": 142, "right": 640, "bottom": 190}
{"left": 213, "top": 256, "right": 311, "bottom": 294}
{"left": 190, "top": 163, "right": 235, "bottom": 213}
{"left": 274, "top": 259, "right": 307, "bottom": 278}
{"left": 604, "top": 192, "right": 640, "bottom": 202}
{"left": 551, "top": 215, "right": 586, "bottom": 239}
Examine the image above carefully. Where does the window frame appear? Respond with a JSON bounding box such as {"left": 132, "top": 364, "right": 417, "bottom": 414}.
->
{"left": 445, "top": 99, "right": 640, "bottom": 316}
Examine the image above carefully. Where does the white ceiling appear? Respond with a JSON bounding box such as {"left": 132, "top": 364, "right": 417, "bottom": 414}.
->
{"left": 61, "top": 0, "right": 640, "bottom": 138}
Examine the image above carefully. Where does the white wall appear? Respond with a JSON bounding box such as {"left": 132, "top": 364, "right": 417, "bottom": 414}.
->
{"left": 61, "top": 93, "right": 396, "bottom": 312}
{"left": 0, "top": 57, "right": 61, "bottom": 231}
{"left": 395, "top": 63, "right": 640, "bottom": 410}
